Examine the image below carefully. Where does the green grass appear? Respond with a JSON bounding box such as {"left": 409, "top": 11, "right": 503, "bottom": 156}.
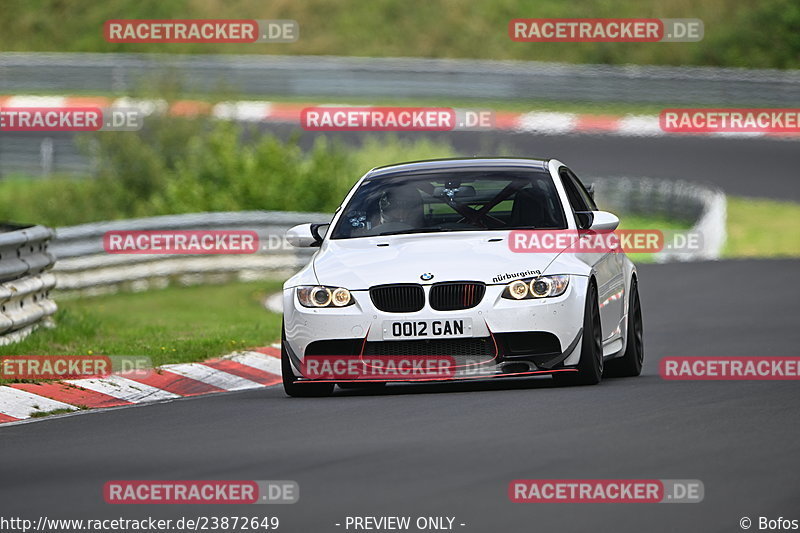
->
{"left": 617, "top": 214, "right": 692, "bottom": 231}
{"left": 723, "top": 197, "right": 800, "bottom": 258}
{"left": 620, "top": 197, "right": 800, "bottom": 261}
{"left": 1, "top": 0, "right": 798, "bottom": 69}
{"left": 617, "top": 198, "right": 800, "bottom": 261}
{"left": 0, "top": 176, "right": 125, "bottom": 227}
{"left": 616, "top": 214, "right": 693, "bottom": 263}
{"left": 0, "top": 281, "right": 284, "bottom": 384}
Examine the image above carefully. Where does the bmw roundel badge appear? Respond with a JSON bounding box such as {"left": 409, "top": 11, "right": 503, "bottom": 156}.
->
{"left": 420, "top": 273, "right": 434, "bottom": 281}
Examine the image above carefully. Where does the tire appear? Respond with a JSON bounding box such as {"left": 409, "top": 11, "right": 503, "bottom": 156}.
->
{"left": 281, "top": 324, "right": 334, "bottom": 398}
{"left": 553, "top": 281, "right": 603, "bottom": 386}
{"left": 604, "top": 278, "right": 644, "bottom": 378}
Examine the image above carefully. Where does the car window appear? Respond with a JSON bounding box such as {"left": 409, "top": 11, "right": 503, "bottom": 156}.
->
{"left": 559, "top": 167, "right": 590, "bottom": 212}
{"left": 330, "top": 169, "right": 567, "bottom": 239}
{"left": 567, "top": 169, "right": 598, "bottom": 210}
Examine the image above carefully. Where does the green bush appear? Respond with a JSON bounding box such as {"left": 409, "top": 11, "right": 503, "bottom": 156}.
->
{"left": 0, "top": 118, "right": 456, "bottom": 227}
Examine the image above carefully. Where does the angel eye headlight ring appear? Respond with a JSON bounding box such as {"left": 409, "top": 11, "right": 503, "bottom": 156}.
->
{"left": 530, "top": 277, "right": 553, "bottom": 298}
{"left": 310, "top": 286, "right": 332, "bottom": 307}
{"left": 331, "top": 287, "right": 352, "bottom": 307}
{"left": 502, "top": 275, "right": 569, "bottom": 300}
{"left": 508, "top": 280, "right": 529, "bottom": 299}
{"left": 297, "top": 286, "right": 355, "bottom": 308}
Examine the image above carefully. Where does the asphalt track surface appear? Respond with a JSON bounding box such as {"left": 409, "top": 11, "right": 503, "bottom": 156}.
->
{"left": 1, "top": 132, "right": 799, "bottom": 533}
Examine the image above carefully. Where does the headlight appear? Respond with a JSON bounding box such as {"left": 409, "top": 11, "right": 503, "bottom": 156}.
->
{"left": 297, "top": 286, "right": 355, "bottom": 308}
{"left": 331, "top": 287, "right": 352, "bottom": 307}
{"left": 501, "top": 275, "right": 569, "bottom": 300}
{"left": 508, "top": 280, "right": 529, "bottom": 300}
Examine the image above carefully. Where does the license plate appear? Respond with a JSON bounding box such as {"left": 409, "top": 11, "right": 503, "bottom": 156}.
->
{"left": 382, "top": 318, "right": 473, "bottom": 340}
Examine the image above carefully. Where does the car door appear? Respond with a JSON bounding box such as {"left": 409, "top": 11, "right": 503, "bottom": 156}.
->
{"left": 559, "top": 167, "right": 625, "bottom": 345}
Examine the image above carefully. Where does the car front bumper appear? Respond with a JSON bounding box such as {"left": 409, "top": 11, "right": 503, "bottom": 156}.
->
{"left": 283, "top": 275, "right": 589, "bottom": 381}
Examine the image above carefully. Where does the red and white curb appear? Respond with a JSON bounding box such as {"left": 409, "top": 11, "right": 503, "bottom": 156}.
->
{"left": 0, "top": 345, "right": 282, "bottom": 425}
{"left": 1, "top": 94, "right": 797, "bottom": 140}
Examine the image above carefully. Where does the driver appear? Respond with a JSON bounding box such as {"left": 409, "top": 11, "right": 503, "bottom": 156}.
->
{"left": 378, "top": 186, "right": 424, "bottom": 226}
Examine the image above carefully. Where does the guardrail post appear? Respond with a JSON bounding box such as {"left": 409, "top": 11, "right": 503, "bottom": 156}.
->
{"left": 40, "top": 137, "right": 54, "bottom": 176}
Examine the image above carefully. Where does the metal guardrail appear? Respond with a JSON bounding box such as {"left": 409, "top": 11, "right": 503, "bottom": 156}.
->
{"left": 1, "top": 53, "right": 797, "bottom": 176}
{"left": 49, "top": 178, "right": 726, "bottom": 298}
{"left": 0, "top": 176, "right": 723, "bottom": 342}
{"left": 0, "top": 224, "right": 57, "bottom": 345}
{"left": 593, "top": 177, "right": 727, "bottom": 261}
{"left": 51, "top": 211, "right": 330, "bottom": 296}
{"left": 0, "top": 134, "right": 90, "bottom": 176}
{"left": 2, "top": 52, "right": 798, "bottom": 105}
{"left": 0, "top": 52, "right": 800, "bottom": 175}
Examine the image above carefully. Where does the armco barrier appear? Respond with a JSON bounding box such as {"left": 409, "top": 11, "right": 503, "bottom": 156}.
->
{"left": 48, "top": 178, "right": 725, "bottom": 298}
{"left": 0, "top": 177, "right": 724, "bottom": 342}
{"left": 1, "top": 52, "right": 797, "bottom": 106}
{"left": 592, "top": 177, "right": 727, "bottom": 261}
{"left": 1, "top": 52, "right": 797, "bottom": 176}
{"left": 50, "top": 211, "right": 330, "bottom": 296}
{"left": 0, "top": 224, "right": 57, "bottom": 345}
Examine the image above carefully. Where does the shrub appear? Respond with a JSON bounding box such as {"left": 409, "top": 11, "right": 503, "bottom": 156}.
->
{"left": 0, "top": 118, "right": 457, "bottom": 226}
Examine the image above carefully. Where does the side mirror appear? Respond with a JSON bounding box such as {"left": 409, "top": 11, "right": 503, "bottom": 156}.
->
{"left": 588, "top": 211, "right": 619, "bottom": 231}
{"left": 286, "top": 223, "right": 330, "bottom": 247}
{"left": 574, "top": 211, "right": 619, "bottom": 231}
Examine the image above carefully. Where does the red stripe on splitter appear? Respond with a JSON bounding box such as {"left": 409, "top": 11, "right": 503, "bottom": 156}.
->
{"left": 253, "top": 346, "right": 281, "bottom": 358}
{"left": 203, "top": 359, "right": 281, "bottom": 386}
{"left": 0, "top": 413, "right": 21, "bottom": 423}
{"left": 10, "top": 382, "right": 130, "bottom": 408}
{"left": 124, "top": 370, "right": 225, "bottom": 396}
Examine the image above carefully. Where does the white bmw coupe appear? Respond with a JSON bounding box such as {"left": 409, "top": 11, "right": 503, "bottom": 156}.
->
{"left": 281, "top": 158, "right": 643, "bottom": 396}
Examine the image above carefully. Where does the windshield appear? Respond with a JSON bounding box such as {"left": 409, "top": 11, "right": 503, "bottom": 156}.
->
{"left": 330, "top": 169, "right": 567, "bottom": 239}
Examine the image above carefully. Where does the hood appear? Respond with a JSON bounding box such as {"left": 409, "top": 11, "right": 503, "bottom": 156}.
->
{"left": 312, "top": 231, "right": 588, "bottom": 289}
